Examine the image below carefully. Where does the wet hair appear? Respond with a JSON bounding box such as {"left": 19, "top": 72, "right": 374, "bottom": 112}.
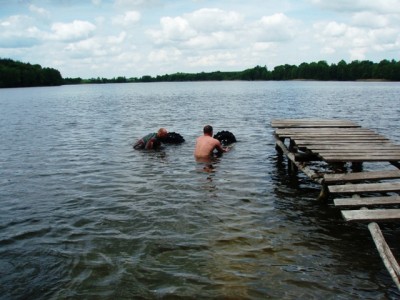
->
{"left": 203, "top": 125, "right": 213, "bottom": 134}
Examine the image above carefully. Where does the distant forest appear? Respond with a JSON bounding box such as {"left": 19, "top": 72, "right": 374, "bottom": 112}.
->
{"left": 1, "top": 57, "right": 399, "bottom": 88}
{"left": 66, "top": 59, "right": 400, "bottom": 84}
{"left": 0, "top": 58, "right": 63, "bottom": 88}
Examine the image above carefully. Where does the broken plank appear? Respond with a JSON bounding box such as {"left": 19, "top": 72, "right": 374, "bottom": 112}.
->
{"left": 368, "top": 222, "right": 400, "bottom": 290}
{"left": 334, "top": 195, "right": 400, "bottom": 207}
{"left": 329, "top": 182, "right": 400, "bottom": 194}
{"left": 324, "top": 170, "right": 400, "bottom": 183}
{"left": 341, "top": 209, "right": 400, "bottom": 222}
{"left": 274, "top": 135, "right": 323, "bottom": 182}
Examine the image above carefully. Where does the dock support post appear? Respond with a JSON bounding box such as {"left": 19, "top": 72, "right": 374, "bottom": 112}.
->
{"left": 273, "top": 134, "right": 323, "bottom": 186}
{"left": 317, "top": 184, "right": 329, "bottom": 201}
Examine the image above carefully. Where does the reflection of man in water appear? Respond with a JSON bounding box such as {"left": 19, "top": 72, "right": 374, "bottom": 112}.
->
{"left": 194, "top": 125, "right": 228, "bottom": 161}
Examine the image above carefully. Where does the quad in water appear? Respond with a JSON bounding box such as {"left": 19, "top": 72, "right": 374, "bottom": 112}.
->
{"left": 213, "top": 130, "right": 236, "bottom": 146}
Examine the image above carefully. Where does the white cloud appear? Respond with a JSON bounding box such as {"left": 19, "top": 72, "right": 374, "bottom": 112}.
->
{"left": 107, "top": 31, "right": 127, "bottom": 44}
{"left": 29, "top": 4, "right": 50, "bottom": 18}
{"left": 253, "top": 13, "right": 298, "bottom": 42}
{"left": 148, "top": 16, "right": 197, "bottom": 44}
{"left": 64, "top": 31, "right": 129, "bottom": 59}
{"left": 352, "top": 12, "right": 389, "bottom": 28}
{"left": 114, "top": 0, "right": 156, "bottom": 9}
{"left": 112, "top": 11, "right": 141, "bottom": 26}
{"left": 184, "top": 31, "right": 240, "bottom": 50}
{"left": 184, "top": 8, "right": 244, "bottom": 32}
{"left": 0, "top": 15, "right": 43, "bottom": 48}
{"left": 314, "top": 18, "right": 400, "bottom": 58}
{"left": 309, "top": 0, "right": 400, "bottom": 14}
{"left": 320, "top": 21, "right": 347, "bottom": 37}
{"left": 1, "top": 1, "right": 398, "bottom": 78}
{"left": 187, "top": 52, "right": 239, "bottom": 68}
{"left": 148, "top": 48, "right": 182, "bottom": 63}
{"left": 349, "top": 47, "right": 367, "bottom": 60}
{"left": 50, "top": 20, "right": 96, "bottom": 42}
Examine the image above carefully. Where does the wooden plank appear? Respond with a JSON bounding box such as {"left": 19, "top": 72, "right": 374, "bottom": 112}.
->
{"left": 278, "top": 134, "right": 382, "bottom": 139}
{"left": 328, "top": 182, "right": 400, "bottom": 194}
{"left": 296, "top": 140, "right": 387, "bottom": 146}
{"left": 322, "top": 154, "right": 400, "bottom": 158}
{"left": 276, "top": 129, "right": 377, "bottom": 134}
{"left": 368, "top": 222, "right": 400, "bottom": 290}
{"left": 294, "top": 136, "right": 390, "bottom": 141}
{"left": 298, "top": 144, "right": 400, "bottom": 152}
{"left": 324, "top": 170, "right": 400, "bottom": 183}
{"left": 275, "top": 130, "right": 377, "bottom": 137}
{"left": 334, "top": 195, "right": 400, "bottom": 207}
{"left": 317, "top": 150, "right": 400, "bottom": 154}
{"left": 323, "top": 156, "right": 400, "bottom": 162}
{"left": 274, "top": 135, "right": 323, "bottom": 183}
{"left": 271, "top": 119, "right": 360, "bottom": 128}
{"left": 299, "top": 144, "right": 400, "bottom": 149}
{"left": 341, "top": 209, "right": 400, "bottom": 222}
{"left": 276, "top": 128, "right": 373, "bottom": 134}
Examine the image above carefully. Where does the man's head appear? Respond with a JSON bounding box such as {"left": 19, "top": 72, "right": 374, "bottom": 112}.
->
{"left": 203, "top": 125, "right": 213, "bottom": 136}
{"left": 157, "top": 128, "right": 168, "bottom": 138}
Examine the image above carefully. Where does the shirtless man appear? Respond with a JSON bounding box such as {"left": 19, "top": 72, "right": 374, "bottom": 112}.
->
{"left": 194, "top": 125, "right": 228, "bottom": 160}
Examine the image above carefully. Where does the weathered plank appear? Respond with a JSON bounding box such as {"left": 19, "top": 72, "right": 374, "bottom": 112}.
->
{"left": 368, "top": 222, "right": 400, "bottom": 290}
{"left": 317, "top": 150, "right": 400, "bottom": 154}
{"left": 294, "top": 137, "right": 390, "bottom": 142}
{"left": 297, "top": 144, "right": 400, "bottom": 152}
{"left": 276, "top": 128, "right": 373, "bottom": 134}
{"left": 297, "top": 143, "right": 400, "bottom": 149}
{"left": 341, "top": 209, "right": 400, "bottom": 222}
{"left": 334, "top": 195, "right": 400, "bottom": 207}
{"left": 324, "top": 170, "right": 400, "bottom": 183}
{"left": 329, "top": 182, "right": 400, "bottom": 194}
{"left": 275, "top": 130, "right": 378, "bottom": 137}
{"left": 295, "top": 140, "right": 387, "bottom": 146}
{"left": 274, "top": 135, "right": 323, "bottom": 183}
{"left": 271, "top": 119, "right": 360, "bottom": 128}
{"left": 323, "top": 155, "right": 400, "bottom": 162}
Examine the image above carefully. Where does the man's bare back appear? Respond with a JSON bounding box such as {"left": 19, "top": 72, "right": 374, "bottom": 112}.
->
{"left": 194, "top": 125, "right": 227, "bottom": 160}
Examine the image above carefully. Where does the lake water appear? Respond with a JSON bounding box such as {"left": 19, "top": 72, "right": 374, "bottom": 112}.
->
{"left": 1, "top": 81, "right": 400, "bottom": 299}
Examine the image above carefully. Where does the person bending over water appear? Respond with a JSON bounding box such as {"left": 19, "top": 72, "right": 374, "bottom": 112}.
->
{"left": 194, "top": 125, "right": 229, "bottom": 160}
{"left": 133, "top": 128, "right": 168, "bottom": 150}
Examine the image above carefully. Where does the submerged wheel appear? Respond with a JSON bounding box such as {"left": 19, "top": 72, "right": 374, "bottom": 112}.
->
{"left": 160, "top": 132, "right": 185, "bottom": 144}
{"left": 213, "top": 130, "right": 237, "bottom": 146}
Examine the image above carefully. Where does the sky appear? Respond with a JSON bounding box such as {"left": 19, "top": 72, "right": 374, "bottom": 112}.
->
{"left": 0, "top": 0, "right": 399, "bottom": 78}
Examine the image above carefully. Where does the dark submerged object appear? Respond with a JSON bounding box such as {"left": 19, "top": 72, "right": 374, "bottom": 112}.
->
{"left": 159, "top": 132, "right": 185, "bottom": 144}
{"left": 213, "top": 130, "right": 237, "bottom": 146}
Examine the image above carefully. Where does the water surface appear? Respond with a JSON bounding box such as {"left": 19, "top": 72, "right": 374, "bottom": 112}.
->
{"left": 1, "top": 81, "right": 400, "bottom": 299}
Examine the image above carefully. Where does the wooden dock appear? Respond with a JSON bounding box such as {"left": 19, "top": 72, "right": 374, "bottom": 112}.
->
{"left": 272, "top": 118, "right": 400, "bottom": 290}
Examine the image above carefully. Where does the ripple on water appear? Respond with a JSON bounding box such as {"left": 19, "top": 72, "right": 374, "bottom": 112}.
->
{"left": 1, "top": 82, "right": 400, "bottom": 299}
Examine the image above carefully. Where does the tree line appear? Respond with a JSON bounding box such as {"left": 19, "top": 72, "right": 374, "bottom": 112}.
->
{"left": 0, "top": 58, "right": 63, "bottom": 88}
{"left": 71, "top": 59, "right": 398, "bottom": 84}
{"left": 1, "top": 58, "right": 399, "bottom": 88}
{"left": 132, "top": 59, "right": 399, "bottom": 82}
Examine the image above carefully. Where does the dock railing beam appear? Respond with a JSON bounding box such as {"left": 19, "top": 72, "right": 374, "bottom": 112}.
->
{"left": 274, "top": 133, "right": 324, "bottom": 187}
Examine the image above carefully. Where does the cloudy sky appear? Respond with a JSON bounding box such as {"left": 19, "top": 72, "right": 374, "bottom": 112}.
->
{"left": 1, "top": 0, "right": 399, "bottom": 78}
